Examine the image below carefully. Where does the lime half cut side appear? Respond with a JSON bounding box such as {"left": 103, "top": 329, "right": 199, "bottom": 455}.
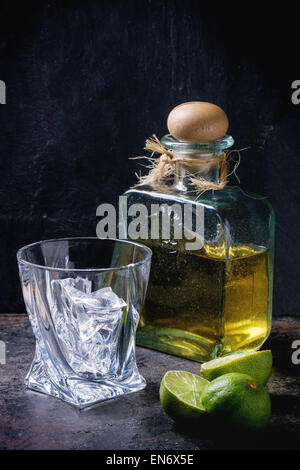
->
{"left": 201, "top": 350, "right": 272, "bottom": 385}
{"left": 160, "top": 370, "right": 208, "bottom": 422}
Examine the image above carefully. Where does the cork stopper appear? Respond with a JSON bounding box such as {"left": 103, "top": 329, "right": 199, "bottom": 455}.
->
{"left": 167, "top": 101, "right": 229, "bottom": 143}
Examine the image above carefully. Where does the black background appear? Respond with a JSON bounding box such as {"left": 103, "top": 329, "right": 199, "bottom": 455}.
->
{"left": 0, "top": 0, "right": 299, "bottom": 316}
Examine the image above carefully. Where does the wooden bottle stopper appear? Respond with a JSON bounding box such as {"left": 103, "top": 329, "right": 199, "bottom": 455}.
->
{"left": 167, "top": 101, "right": 229, "bottom": 143}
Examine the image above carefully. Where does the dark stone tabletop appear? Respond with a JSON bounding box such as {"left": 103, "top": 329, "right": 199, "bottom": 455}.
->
{"left": 0, "top": 315, "right": 299, "bottom": 450}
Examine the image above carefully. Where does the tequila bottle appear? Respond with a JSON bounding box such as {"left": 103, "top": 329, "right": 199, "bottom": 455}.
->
{"left": 121, "top": 105, "right": 275, "bottom": 362}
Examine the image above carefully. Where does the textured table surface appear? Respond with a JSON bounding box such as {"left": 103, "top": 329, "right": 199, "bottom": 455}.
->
{"left": 0, "top": 314, "right": 299, "bottom": 450}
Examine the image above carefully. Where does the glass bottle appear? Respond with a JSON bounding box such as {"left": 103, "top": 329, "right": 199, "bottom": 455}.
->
{"left": 120, "top": 133, "right": 275, "bottom": 363}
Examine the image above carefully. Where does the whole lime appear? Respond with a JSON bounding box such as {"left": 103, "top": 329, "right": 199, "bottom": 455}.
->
{"left": 201, "top": 372, "right": 271, "bottom": 431}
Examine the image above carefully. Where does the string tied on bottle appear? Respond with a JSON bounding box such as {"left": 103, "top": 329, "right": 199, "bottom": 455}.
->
{"left": 130, "top": 134, "right": 247, "bottom": 194}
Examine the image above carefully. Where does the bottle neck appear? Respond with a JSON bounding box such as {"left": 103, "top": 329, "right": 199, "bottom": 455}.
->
{"left": 160, "top": 133, "right": 234, "bottom": 194}
{"left": 173, "top": 149, "right": 222, "bottom": 193}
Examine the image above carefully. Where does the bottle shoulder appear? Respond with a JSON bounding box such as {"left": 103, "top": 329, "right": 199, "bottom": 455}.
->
{"left": 121, "top": 186, "right": 274, "bottom": 251}
{"left": 123, "top": 186, "right": 274, "bottom": 214}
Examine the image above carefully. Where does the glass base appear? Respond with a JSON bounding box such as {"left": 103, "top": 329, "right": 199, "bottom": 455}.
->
{"left": 136, "top": 326, "right": 221, "bottom": 363}
{"left": 25, "top": 347, "right": 146, "bottom": 408}
{"left": 137, "top": 326, "right": 268, "bottom": 363}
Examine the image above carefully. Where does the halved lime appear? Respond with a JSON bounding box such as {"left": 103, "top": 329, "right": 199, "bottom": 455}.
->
{"left": 159, "top": 370, "right": 208, "bottom": 422}
{"left": 201, "top": 350, "right": 272, "bottom": 385}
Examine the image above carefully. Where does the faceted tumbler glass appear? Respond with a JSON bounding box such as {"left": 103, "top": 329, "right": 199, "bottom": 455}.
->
{"left": 17, "top": 238, "right": 152, "bottom": 408}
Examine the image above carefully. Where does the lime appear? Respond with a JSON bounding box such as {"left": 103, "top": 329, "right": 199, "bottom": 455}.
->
{"left": 159, "top": 370, "right": 209, "bottom": 422}
{"left": 201, "top": 350, "right": 272, "bottom": 385}
{"left": 201, "top": 372, "right": 271, "bottom": 431}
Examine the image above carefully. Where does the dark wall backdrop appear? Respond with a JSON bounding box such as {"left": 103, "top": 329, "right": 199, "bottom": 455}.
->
{"left": 0, "top": 1, "right": 299, "bottom": 316}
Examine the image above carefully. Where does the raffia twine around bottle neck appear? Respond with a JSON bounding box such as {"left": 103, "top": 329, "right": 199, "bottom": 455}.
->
{"left": 130, "top": 134, "right": 246, "bottom": 194}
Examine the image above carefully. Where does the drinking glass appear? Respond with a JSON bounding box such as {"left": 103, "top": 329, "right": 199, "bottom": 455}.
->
{"left": 17, "top": 237, "right": 152, "bottom": 408}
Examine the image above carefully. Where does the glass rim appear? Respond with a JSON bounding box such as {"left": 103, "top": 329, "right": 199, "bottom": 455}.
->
{"left": 17, "top": 237, "right": 152, "bottom": 273}
{"left": 161, "top": 133, "right": 234, "bottom": 151}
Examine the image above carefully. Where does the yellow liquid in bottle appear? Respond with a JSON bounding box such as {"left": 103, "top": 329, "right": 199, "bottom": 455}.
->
{"left": 137, "top": 243, "right": 271, "bottom": 362}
